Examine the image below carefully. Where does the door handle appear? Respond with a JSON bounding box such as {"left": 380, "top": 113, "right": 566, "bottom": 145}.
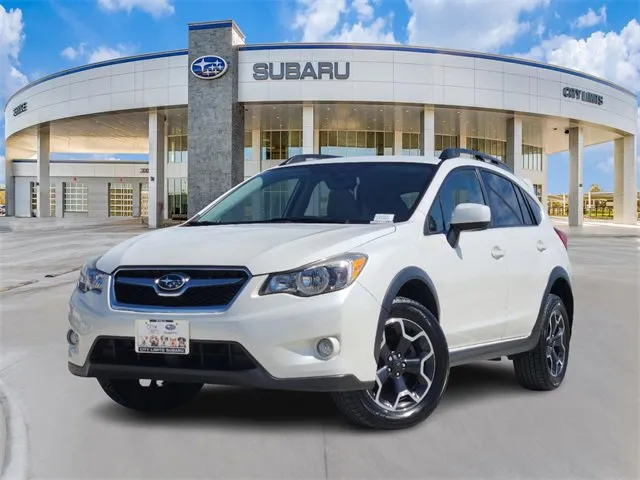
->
{"left": 537, "top": 241, "right": 547, "bottom": 252}
{"left": 491, "top": 246, "right": 505, "bottom": 259}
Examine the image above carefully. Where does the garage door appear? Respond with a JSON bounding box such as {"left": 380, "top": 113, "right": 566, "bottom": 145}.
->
{"left": 108, "top": 183, "right": 134, "bottom": 217}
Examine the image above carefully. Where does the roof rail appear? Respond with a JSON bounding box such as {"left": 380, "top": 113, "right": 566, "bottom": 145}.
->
{"left": 279, "top": 154, "right": 341, "bottom": 166}
{"left": 439, "top": 148, "right": 512, "bottom": 172}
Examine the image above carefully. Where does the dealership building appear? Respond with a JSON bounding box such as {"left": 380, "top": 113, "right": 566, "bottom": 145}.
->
{"left": 3, "top": 19, "right": 638, "bottom": 226}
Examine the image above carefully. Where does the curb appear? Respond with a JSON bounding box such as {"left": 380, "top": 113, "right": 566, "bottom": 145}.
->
{"left": 0, "top": 380, "right": 29, "bottom": 480}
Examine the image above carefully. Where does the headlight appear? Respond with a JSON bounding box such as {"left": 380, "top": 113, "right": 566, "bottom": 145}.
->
{"left": 78, "top": 258, "right": 108, "bottom": 293}
{"left": 261, "top": 253, "right": 368, "bottom": 297}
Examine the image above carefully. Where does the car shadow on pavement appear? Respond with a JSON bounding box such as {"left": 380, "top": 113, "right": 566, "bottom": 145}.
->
{"left": 91, "top": 361, "right": 524, "bottom": 430}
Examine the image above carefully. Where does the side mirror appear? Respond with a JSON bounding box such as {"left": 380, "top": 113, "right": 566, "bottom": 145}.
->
{"left": 446, "top": 203, "right": 491, "bottom": 247}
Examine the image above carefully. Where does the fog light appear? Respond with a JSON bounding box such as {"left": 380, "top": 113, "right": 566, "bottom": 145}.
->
{"left": 316, "top": 337, "right": 340, "bottom": 360}
{"left": 67, "top": 329, "right": 79, "bottom": 346}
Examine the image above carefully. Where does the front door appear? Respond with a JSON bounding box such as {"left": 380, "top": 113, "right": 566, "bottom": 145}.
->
{"left": 421, "top": 167, "right": 508, "bottom": 349}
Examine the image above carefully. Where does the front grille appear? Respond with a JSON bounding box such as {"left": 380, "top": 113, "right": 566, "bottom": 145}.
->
{"left": 112, "top": 268, "right": 249, "bottom": 309}
{"left": 89, "top": 337, "right": 257, "bottom": 371}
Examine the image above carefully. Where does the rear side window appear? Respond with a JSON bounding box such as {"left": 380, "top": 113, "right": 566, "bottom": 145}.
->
{"left": 522, "top": 190, "right": 543, "bottom": 225}
{"left": 513, "top": 184, "right": 534, "bottom": 225}
{"left": 479, "top": 170, "right": 524, "bottom": 227}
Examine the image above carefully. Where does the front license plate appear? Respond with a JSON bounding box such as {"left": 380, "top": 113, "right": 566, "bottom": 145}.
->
{"left": 135, "top": 319, "right": 189, "bottom": 355}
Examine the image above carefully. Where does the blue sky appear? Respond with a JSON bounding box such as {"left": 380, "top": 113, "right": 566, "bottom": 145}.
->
{"left": 1, "top": 0, "right": 638, "bottom": 193}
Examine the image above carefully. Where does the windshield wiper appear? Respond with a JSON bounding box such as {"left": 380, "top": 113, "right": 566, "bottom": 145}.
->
{"left": 181, "top": 220, "right": 220, "bottom": 227}
{"left": 182, "top": 217, "right": 365, "bottom": 226}
{"left": 262, "top": 217, "right": 351, "bottom": 224}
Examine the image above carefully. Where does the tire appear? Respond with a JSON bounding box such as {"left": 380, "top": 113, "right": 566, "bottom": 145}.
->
{"left": 331, "top": 296, "right": 450, "bottom": 430}
{"left": 512, "top": 293, "right": 571, "bottom": 391}
{"left": 97, "top": 378, "right": 203, "bottom": 412}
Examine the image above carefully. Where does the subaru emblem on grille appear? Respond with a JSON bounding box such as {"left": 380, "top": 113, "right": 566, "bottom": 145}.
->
{"left": 155, "top": 273, "right": 189, "bottom": 292}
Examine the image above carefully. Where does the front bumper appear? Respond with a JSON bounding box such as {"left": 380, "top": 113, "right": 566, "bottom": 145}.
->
{"left": 67, "top": 274, "right": 381, "bottom": 392}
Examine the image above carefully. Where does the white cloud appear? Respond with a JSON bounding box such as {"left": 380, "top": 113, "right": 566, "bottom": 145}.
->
{"left": 0, "top": 5, "right": 28, "bottom": 100}
{"left": 520, "top": 19, "right": 640, "bottom": 92}
{"left": 60, "top": 43, "right": 136, "bottom": 64}
{"left": 61, "top": 44, "right": 85, "bottom": 60}
{"left": 331, "top": 17, "right": 397, "bottom": 43}
{"left": 293, "top": 0, "right": 348, "bottom": 42}
{"left": 597, "top": 156, "right": 614, "bottom": 173}
{"left": 405, "top": 0, "right": 550, "bottom": 52}
{"left": 88, "top": 45, "right": 134, "bottom": 63}
{"left": 293, "top": 0, "right": 396, "bottom": 44}
{"left": 97, "top": 0, "right": 174, "bottom": 18}
{"left": 352, "top": 0, "right": 374, "bottom": 21}
{"left": 572, "top": 5, "right": 606, "bottom": 29}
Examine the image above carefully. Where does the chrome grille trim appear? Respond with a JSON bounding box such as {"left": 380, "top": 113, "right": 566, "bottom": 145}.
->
{"left": 108, "top": 266, "right": 252, "bottom": 314}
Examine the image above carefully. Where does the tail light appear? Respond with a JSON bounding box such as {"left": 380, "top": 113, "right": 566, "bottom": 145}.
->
{"left": 554, "top": 227, "right": 568, "bottom": 249}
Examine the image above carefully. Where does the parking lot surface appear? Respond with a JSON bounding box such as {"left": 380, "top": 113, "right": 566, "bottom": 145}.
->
{"left": 0, "top": 220, "right": 638, "bottom": 479}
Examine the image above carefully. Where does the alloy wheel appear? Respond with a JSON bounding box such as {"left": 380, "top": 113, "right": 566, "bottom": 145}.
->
{"left": 545, "top": 309, "right": 567, "bottom": 377}
{"left": 367, "top": 317, "right": 436, "bottom": 414}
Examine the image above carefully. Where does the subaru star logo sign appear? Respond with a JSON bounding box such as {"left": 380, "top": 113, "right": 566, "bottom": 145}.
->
{"left": 155, "top": 273, "right": 189, "bottom": 292}
{"left": 190, "top": 55, "right": 228, "bottom": 80}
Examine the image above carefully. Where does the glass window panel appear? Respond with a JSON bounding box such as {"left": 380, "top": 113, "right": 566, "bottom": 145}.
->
{"left": 357, "top": 131, "right": 367, "bottom": 148}
{"left": 384, "top": 132, "right": 394, "bottom": 149}
{"left": 290, "top": 130, "right": 300, "bottom": 147}
{"left": 328, "top": 131, "right": 338, "bottom": 146}
{"left": 346, "top": 131, "right": 357, "bottom": 147}
{"left": 338, "top": 131, "right": 347, "bottom": 147}
{"left": 366, "top": 131, "right": 375, "bottom": 148}
{"left": 319, "top": 130, "right": 327, "bottom": 147}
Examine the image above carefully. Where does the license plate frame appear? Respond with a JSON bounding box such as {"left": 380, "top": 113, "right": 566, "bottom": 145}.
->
{"left": 134, "top": 319, "right": 190, "bottom": 355}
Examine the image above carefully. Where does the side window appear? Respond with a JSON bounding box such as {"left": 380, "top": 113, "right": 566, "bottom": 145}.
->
{"left": 523, "top": 190, "right": 543, "bottom": 225}
{"left": 479, "top": 170, "right": 524, "bottom": 227}
{"left": 437, "top": 169, "right": 486, "bottom": 231}
{"left": 513, "top": 185, "right": 534, "bottom": 225}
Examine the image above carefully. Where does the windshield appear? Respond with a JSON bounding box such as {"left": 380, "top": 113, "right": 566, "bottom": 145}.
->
{"left": 187, "top": 161, "right": 437, "bottom": 226}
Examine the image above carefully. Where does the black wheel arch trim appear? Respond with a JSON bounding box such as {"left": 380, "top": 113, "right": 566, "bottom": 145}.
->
{"left": 373, "top": 266, "right": 440, "bottom": 361}
{"left": 449, "top": 265, "right": 573, "bottom": 366}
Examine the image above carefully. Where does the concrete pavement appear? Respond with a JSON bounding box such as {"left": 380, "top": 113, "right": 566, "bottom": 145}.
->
{"left": 0, "top": 219, "right": 638, "bottom": 479}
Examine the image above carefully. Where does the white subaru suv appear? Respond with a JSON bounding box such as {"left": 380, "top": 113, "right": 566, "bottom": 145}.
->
{"left": 67, "top": 148, "right": 574, "bottom": 430}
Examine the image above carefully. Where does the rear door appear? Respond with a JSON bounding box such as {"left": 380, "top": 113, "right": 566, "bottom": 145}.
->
{"left": 421, "top": 167, "right": 508, "bottom": 349}
{"left": 477, "top": 168, "right": 550, "bottom": 340}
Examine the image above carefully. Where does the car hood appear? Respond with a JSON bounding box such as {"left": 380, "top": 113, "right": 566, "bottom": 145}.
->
{"left": 96, "top": 223, "right": 396, "bottom": 275}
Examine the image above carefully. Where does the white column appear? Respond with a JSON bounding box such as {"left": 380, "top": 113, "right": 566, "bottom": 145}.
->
{"left": 506, "top": 116, "right": 523, "bottom": 176}
{"left": 613, "top": 135, "right": 637, "bottom": 225}
{"left": 568, "top": 126, "right": 584, "bottom": 226}
{"left": 36, "top": 124, "right": 51, "bottom": 218}
{"left": 4, "top": 150, "right": 15, "bottom": 216}
{"left": 302, "top": 104, "right": 314, "bottom": 154}
{"left": 394, "top": 131, "right": 403, "bottom": 155}
{"left": 458, "top": 135, "right": 467, "bottom": 149}
{"left": 421, "top": 106, "right": 435, "bottom": 158}
{"left": 148, "top": 108, "right": 165, "bottom": 228}
{"left": 252, "top": 128, "right": 261, "bottom": 170}
{"left": 541, "top": 152, "right": 549, "bottom": 213}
